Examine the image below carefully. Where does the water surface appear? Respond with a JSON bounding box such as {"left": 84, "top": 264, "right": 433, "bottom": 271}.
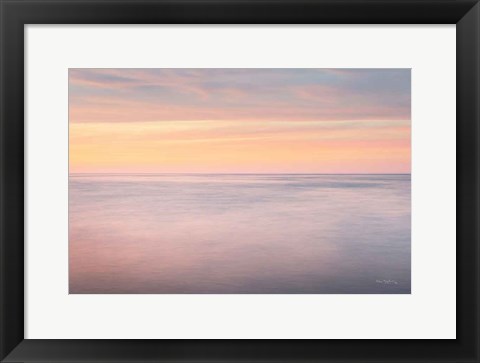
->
{"left": 69, "top": 174, "right": 410, "bottom": 294}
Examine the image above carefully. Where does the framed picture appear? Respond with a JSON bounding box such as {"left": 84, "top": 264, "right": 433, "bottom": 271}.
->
{"left": 0, "top": 0, "right": 478, "bottom": 362}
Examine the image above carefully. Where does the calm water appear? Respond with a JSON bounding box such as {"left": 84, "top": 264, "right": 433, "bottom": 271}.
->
{"left": 69, "top": 174, "right": 411, "bottom": 294}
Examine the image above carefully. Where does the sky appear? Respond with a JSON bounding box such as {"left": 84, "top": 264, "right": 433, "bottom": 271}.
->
{"left": 69, "top": 68, "right": 410, "bottom": 174}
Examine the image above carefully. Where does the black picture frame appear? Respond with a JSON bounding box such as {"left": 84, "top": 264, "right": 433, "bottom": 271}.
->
{"left": 1, "top": 0, "right": 478, "bottom": 362}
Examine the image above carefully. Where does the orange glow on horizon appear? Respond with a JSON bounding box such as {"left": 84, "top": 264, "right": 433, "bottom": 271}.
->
{"left": 69, "top": 120, "right": 410, "bottom": 174}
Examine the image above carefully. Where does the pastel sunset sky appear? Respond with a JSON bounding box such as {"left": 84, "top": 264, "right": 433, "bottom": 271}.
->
{"left": 69, "top": 68, "right": 410, "bottom": 174}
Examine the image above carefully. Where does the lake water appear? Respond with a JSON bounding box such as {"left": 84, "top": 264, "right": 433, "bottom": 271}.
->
{"left": 69, "top": 174, "right": 410, "bottom": 294}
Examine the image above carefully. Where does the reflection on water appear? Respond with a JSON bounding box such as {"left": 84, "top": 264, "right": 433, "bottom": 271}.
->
{"left": 69, "top": 174, "right": 411, "bottom": 294}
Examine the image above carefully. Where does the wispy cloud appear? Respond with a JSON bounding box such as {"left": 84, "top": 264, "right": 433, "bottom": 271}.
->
{"left": 69, "top": 68, "right": 411, "bottom": 123}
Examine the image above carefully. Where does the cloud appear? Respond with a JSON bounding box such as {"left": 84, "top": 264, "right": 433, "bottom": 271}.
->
{"left": 69, "top": 68, "right": 410, "bottom": 123}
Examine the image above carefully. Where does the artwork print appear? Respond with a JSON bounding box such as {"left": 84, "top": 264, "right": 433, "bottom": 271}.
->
{"left": 69, "top": 68, "right": 411, "bottom": 294}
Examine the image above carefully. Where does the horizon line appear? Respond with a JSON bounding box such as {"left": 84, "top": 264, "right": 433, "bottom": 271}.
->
{"left": 69, "top": 172, "right": 411, "bottom": 176}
